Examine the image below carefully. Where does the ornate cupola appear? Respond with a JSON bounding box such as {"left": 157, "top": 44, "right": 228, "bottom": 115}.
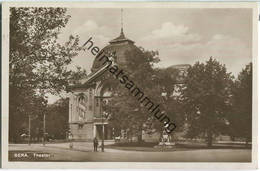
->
{"left": 91, "top": 28, "right": 140, "bottom": 72}
{"left": 109, "top": 28, "right": 134, "bottom": 44}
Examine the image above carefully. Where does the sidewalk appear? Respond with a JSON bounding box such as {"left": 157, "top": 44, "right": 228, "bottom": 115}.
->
{"left": 9, "top": 141, "right": 126, "bottom": 153}
{"left": 8, "top": 143, "right": 252, "bottom": 162}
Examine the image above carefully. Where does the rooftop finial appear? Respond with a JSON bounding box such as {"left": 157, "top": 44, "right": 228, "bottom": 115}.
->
{"left": 121, "top": 8, "right": 123, "bottom": 34}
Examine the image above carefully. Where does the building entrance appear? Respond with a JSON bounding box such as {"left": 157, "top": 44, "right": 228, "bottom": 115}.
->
{"left": 95, "top": 124, "right": 113, "bottom": 140}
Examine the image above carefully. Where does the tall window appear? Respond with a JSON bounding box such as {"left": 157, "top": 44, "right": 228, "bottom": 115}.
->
{"left": 79, "top": 108, "right": 85, "bottom": 121}
{"left": 77, "top": 94, "right": 87, "bottom": 121}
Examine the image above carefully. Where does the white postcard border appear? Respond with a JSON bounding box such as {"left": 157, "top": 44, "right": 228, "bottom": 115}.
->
{"left": 2, "top": 1, "right": 258, "bottom": 169}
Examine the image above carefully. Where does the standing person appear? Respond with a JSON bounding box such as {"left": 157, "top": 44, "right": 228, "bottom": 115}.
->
{"left": 162, "top": 129, "right": 168, "bottom": 152}
{"left": 93, "top": 137, "right": 98, "bottom": 152}
{"left": 68, "top": 132, "right": 73, "bottom": 149}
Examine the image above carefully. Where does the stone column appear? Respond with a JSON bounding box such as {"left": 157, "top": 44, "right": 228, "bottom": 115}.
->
{"left": 106, "top": 125, "right": 111, "bottom": 140}
{"left": 93, "top": 124, "right": 96, "bottom": 138}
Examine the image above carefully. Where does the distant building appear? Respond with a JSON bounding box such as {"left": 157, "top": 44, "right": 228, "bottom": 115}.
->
{"left": 168, "top": 64, "right": 190, "bottom": 83}
{"left": 168, "top": 64, "right": 190, "bottom": 98}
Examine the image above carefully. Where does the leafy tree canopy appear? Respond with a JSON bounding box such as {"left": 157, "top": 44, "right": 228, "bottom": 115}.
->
{"left": 102, "top": 48, "right": 184, "bottom": 141}
{"left": 182, "top": 57, "right": 233, "bottom": 146}
{"left": 9, "top": 7, "right": 86, "bottom": 142}
{"left": 228, "top": 63, "right": 252, "bottom": 143}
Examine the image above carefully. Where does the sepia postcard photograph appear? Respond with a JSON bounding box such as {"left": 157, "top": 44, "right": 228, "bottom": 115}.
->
{"left": 1, "top": 1, "right": 258, "bottom": 169}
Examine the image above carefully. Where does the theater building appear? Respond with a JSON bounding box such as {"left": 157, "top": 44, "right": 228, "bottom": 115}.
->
{"left": 68, "top": 29, "right": 142, "bottom": 140}
{"left": 68, "top": 28, "right": 189, "bottom": 141}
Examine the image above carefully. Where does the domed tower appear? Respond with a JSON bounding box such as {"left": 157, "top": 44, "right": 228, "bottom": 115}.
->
{"left": 91, "top": 28, "right": 141, "bottom": 72}
{"left": 69, "top": 28, "right": 140, "bottom": 141}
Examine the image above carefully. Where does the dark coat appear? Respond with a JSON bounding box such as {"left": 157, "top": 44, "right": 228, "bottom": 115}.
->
{"left": 93, "top": 138, "right": 98, "bottom": 145}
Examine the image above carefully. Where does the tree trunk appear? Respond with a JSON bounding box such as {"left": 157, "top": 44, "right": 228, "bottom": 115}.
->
{"left": 207, "top": 130, "right": 213, "bottom": 147}
{"left": 137, "top": 128, "right": 142, "bottom": 143}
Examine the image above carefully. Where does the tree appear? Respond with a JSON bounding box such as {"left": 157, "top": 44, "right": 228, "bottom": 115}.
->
{"left": 100, "top": 48, "right": 159, "bottom": 142}
{"left": 9, "top": 7, "right": 86, "bottom": 142}
{"left": 102, "top": 47, "right": 183, "bottom": 142}
{"left": 182, "top": 57, "right": 233, "bottom": 147}
{"left": 9, "top": 91, "right": 48, "bottom": 142}
{"left": 46, "top": 98, "right": 69, "bottom": 139}
{"left": 228, "top": 63, "right": 252, "bottom": 145}
{"left": 148, "top": 67, "right": 186, "bottom": 137}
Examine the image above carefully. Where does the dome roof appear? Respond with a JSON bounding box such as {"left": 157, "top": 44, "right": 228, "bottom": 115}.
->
{"left": 91, "top": 29, "right": 141, "bottom": 72}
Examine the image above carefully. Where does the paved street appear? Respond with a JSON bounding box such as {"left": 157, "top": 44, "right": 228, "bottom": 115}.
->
{"left": 9, "top": 142, "right": 251, "bottom": 162}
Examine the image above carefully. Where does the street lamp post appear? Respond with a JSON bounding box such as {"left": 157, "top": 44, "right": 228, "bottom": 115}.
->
{"left": 161, "top": 90, "right": 168, "bottom": 151}
{"left": 101, "top": 109, "right": 104, "bottom": 152}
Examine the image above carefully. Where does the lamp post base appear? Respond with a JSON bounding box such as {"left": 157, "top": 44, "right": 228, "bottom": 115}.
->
{"left": 154, "top": 142, "right": 176, "bottom": 149}
{"left": 101, "top": 143, "right": 104, "bottom": 152}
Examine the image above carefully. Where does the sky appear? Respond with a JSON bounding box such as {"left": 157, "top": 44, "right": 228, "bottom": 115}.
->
{"left": 48, "top": 7, "right": 253, "bottom": 104}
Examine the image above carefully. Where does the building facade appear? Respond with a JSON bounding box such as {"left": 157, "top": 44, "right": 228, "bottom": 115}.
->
{"left": 69, "top": 29, "right": 142, "bottom": 141}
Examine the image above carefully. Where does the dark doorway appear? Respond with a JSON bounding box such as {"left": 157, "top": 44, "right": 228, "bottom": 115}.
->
{"left": 96, "top": 124, "right": 112, "bottom": 140}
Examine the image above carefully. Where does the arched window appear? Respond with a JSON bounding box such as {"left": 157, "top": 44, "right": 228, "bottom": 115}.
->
{"left": 78, "top": 94, "right": 87, "bottom": 108}
{"left": 78, "top": 95, "right": 85, "bottom": 104}
{"left": 101, "top": 86, "right": 112, "bottom": 97}
{"left": 77, "top": 94, "right": 87, "bottom": 121}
